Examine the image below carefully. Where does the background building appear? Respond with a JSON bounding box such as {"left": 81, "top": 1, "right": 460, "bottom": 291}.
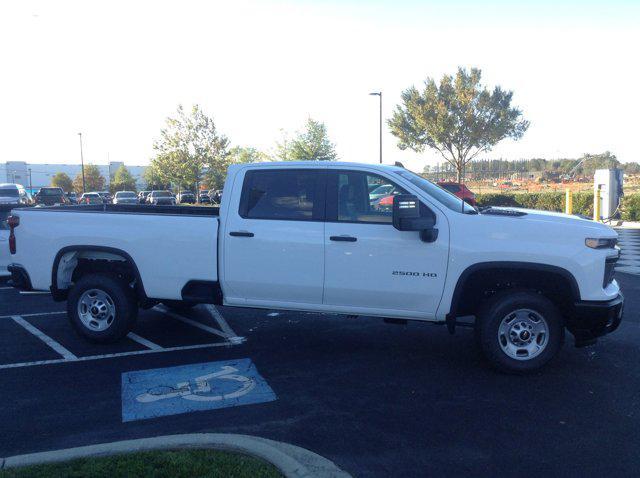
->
{"left": 1, "top": 161, "right": 147, "bottom": 193}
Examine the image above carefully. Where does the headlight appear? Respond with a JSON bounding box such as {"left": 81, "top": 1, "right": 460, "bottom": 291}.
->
{"left": 585, "top": 238, "right": 617, "bottom": 249}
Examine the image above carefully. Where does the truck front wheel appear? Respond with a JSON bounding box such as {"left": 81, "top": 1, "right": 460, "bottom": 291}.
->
{"left": 476, "top": 291, "right": 564, "bottom": 374}
{"left": 67, "top": 273, "right": 138, "bottom": 343}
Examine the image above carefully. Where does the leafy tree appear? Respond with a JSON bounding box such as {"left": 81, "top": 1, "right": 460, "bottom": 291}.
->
{"left": 277, "top": 118, "right": 337, "bottom": 161}
{"left": 151, "top": 104, "right": 230, "bottom": 193}
{"left": 389, "top": 67, "right": 529, "bottom": 181}
{"left": 73, "top": 164, "right": 105, "bottom": 193}
{"left": 110, "top": 165, "right": 138, "bottom": 193}
{"left": 227, "top": 146, "right": 272, "bottom": 164}
{"left": 50, "top": 172, "right": 73, "bottom": 192}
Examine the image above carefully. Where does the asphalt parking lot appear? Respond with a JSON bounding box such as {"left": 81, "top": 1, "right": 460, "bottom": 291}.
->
{"left": 1, "top": 274, "right": 640, "bottom": 477}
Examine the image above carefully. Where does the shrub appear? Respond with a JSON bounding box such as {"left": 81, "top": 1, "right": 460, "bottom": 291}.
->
{"left": 475, "top": 193, "right": 520, "bottom": 208}
{"left": 621, "top": 194, "right": 640, "bottom": 221}
{"left": 476, "top": 191, "right": 592, "bottom": 216}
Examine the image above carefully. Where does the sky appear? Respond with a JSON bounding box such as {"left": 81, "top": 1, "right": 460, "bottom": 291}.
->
{"left": 1, "top": 0, "right": 639, "bottom": 173}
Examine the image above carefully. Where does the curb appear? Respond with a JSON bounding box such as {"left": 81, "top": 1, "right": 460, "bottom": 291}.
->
{"left": 0, "top": 433, "right": 351, "bottom": 478}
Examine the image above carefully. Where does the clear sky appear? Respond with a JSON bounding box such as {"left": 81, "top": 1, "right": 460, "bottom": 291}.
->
{"left": 1, "top": 0, "right": 638, "bottom": 172}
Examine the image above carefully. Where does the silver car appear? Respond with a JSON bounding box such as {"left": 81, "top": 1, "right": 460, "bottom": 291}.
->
{"left": 113, "top": 191, "right": 139, "bottom": 205}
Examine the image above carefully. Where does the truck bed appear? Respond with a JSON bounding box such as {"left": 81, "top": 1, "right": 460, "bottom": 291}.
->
{"left": 10, "top": 205, "right": 219, "bottom": 300}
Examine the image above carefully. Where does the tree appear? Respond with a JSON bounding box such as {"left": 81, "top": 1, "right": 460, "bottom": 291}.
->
{"left": 150, "top": 104, "right": 230, "bottom": 194}
{"left": 110, "top": 165, "right": 137, "bottom": 193}
{"left": 227, "top": 146, "right": 272, "bottom": 165}
{"left": 277, "top": 118, "right": 337, "bottom": 161}
{"left": 73, "top": 164, "right": 105, "bottom": 193}
{"left": 389, "top": 67, "right": 529, "bottom": 181}
{"left": 50, "top": 172, "right": 73, "bottom": 192}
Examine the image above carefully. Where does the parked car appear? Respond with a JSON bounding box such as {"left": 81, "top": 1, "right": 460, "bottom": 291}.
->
{"left": 113, "top": 191, "right": 139, "bottom": 205}
{"left": 6, "top": 161, "right": 624, "bottom": 373}
{"left": 34, "top": 187, "right": 67, "bottom": 206}
{"left": 199, "top": 190, "right": 211, "bottom": 204}
{"left": 148, "top": 190, "right": 176, "bottom": 205}
{"left": 66, "top": 192, "right": 78, "bottom": 204}
{"left": 368, "top": 183, "right": 401, "bottom": 202}
{"left": 138, "top": 191, "right": 150, "bottom": 204}
{"left": 79, "top": 192, "right": 104, "bottom": 205}
{"left": 96, "top": 191, "right": 112, "bottom": 204}
{"left": 0, "top": 184, "right": 31, "bottom": 206}
{"left": 177, "top": 191, "right": 196, "bottom": 204}
{"left": 437, "top": 181, "right": 477, "bottom": 207}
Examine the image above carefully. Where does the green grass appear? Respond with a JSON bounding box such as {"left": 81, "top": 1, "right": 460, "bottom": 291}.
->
{"left": 0, "top": 449, "right": 283, "bottom": 478}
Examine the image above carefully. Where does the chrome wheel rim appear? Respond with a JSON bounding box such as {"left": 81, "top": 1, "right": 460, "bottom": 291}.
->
{"left": 77, "top": 289, "right": 116, "bottom": 332}
{"left": 498, "top": 308, "right": 549, "bottom": 361}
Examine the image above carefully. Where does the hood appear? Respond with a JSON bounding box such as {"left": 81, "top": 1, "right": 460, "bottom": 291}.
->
{"left": 489, "top": 207, "right": 617, "bottom": 237}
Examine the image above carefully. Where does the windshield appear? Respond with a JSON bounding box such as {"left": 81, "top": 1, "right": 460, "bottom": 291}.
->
{"left": 394, "top": 170, "right": 476, "bottom": 214}
{"left": 39, "top": 188, "right": 64, "bottom": 196}
{"left": 153, "top": 191, "right": 172, "bottom": 197}
{"left": 116, "top": 192, "right": 136, "bottom": 198}
{"left": 0, "top": 189, "right": 19, "bottom": 197}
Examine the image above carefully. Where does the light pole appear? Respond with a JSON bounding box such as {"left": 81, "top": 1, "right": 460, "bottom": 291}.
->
{"left": 369, "top": 91, "right": 382, "bottom": 164}
{"left": 28, "top": 168, "right": 32, "bottom": 194}
{"left": 78, "top": 132, "right": 86, "bottom": 193}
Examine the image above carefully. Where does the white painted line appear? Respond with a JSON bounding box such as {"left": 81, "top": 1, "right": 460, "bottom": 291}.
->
{"left": 205, "top": 305, "right": 236, "bottom": 336}
{"left": 11, "top": 315, "right": 78, "bottom": 360}
{"left": 154, "top": 306, "right": 229, "bottom": 340}
{"left": 19, "top": 291, "right": 51, "bottom": 295}
{"left": 0, "top": 311, "right": 66, "bottom": 320}
{"left": 0, "top": 341, "right": 232, "bottom": 370}
{"left": 0, "top": 286, "right": 13, "bottom": 290}
{"left": 127, "top": 333, "right": 163, "bottom": 351}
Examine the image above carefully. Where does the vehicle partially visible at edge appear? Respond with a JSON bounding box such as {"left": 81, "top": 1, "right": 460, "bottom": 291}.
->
{"left": 0, "top": 184, "right": 31, "bottom": 206}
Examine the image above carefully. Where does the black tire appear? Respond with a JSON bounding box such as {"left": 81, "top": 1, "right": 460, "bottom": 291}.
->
{"left": 67, "top": 273, "right": 138, "bottom": 343}
{"left": 475, "top": 290, "right": 564, "bottom": 374}
{"left": 161, "top": 300, "right": 196, "bottom": 312}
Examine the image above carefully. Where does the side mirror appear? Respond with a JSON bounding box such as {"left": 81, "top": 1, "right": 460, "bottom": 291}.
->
{"left": 392, "top": 194, "right": 438, "bottom": 242}
{"left": 393, "top": 194, "right": 435, "bottom": 230}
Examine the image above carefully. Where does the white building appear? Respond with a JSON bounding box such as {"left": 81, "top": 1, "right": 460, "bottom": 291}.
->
{"left": 1, "top": 161, "right": 148, "bottom": 193}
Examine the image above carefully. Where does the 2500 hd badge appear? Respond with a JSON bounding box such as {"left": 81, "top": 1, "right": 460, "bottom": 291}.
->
{"left": 393, "top": 271, "right": 438, "bottom": 278}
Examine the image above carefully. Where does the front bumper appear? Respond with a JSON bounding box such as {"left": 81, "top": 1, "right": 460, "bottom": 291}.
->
{"left": 7, "top": 264, "right": 32, "bottom": 291}
{"left": 568, "top": 293, "right": 624, "bottom": 347}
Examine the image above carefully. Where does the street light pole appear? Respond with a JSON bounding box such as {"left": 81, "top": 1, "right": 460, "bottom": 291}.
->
{"left": 369, "top": 91, "right": 382, "bottom": 164}
{"left": 28, "top": 168, "right": 32, "bottom": 193}
{"left": 78, "top": 132, "right": 86, "bottom": 193}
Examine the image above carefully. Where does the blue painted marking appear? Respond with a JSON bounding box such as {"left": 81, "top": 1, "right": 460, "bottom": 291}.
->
{"left": 121, "top": 358, "right": 276, "bottom": 422}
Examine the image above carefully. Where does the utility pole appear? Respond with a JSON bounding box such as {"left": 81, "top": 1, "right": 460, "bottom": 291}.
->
{"left": 28, "top": 168, "right": 32, "bottom": 193}
{"left": 78, "top": 132, "right": 86, "bottom": 193}
{"left": 369, "top": 91, "right": 382, "bottom": 164}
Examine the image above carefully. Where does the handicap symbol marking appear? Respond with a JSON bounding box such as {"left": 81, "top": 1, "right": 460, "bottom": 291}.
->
{"left": 121, "top": 359, "right": 276, "bottom": 422}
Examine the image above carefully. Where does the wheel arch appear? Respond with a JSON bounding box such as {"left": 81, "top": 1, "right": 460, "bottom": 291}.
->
{"left": 447, "top": 261, "right": 580, "bottom": 321}
{"left": 51, "top": 245, "right": 147, "bottom": 302}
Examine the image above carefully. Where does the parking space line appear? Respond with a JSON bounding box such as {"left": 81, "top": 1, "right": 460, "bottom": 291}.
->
{"left": 0, "top": 311, "right": 66, "bottom": 320}
{"left": 0, "top": 286, "right": 13, "bottom": 290}
{"left": 205, "top": 305, "right": 237, "bottom": 337}
{"left": 11, "top": 315, "right": 78, "bottom": 360}
{"left": 155, "top": 306, "right": 230, "bottom": 340}
{"left": 0, "top": 342, "right": 232, "bottom": 370}
{"left": 127, "top": 332, "right": 163, "bottom": 350}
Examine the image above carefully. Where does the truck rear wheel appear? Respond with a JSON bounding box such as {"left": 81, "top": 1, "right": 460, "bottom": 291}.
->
{"left": 476, "top": 291, "right": 564, "bottom": 374}
{"left": 67, "top": 273, "right": 138, "bottom": 343}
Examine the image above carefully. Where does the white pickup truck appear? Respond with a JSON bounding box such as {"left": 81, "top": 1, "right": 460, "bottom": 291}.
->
{"left": 6, "top": 162, "right": 623, "bottom": 373}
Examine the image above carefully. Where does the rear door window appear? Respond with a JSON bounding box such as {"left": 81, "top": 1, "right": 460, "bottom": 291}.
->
{"left": 239, "top": 169, "right": 326, "bottom": 221}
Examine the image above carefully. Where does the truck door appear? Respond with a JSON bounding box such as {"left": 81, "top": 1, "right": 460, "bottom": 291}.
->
{"left": 222, "top": 168, "right": 326, "bottom": 306}
{"left": 323, "top": 169, "right": 448, "bottom": 318}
